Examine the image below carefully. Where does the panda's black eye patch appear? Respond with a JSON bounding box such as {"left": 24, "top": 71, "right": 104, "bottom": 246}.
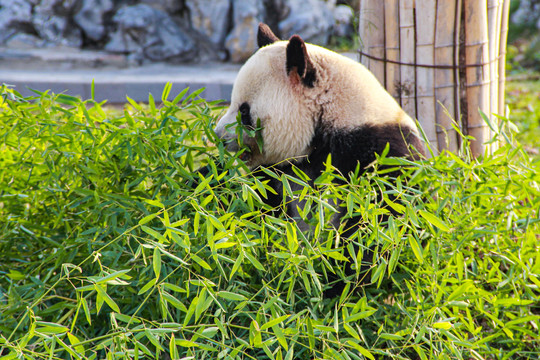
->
{"left": 239, "top": 102, "right": 252, "bottom": 127}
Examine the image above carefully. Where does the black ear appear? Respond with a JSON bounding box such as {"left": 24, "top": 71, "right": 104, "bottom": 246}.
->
{"left": 257, "top": 23, "right": 279, "bottom": 48}
{"left": 286, "top": 35, "right": 316, "bottom": 87}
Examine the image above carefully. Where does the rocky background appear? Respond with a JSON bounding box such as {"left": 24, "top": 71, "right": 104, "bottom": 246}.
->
{"left": 0, "top": 0, "right": 357, "bottom": 64}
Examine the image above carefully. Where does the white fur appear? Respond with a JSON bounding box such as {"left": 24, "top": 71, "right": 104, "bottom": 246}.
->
{"left": 214, "top": 41, "right": 417, "bottom": 167}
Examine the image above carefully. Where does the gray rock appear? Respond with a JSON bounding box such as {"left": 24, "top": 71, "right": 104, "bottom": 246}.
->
{"left": 186, "top": 0, "right": 231, "bottom": 46}
{"left": 33, "top": 0, "right": 82, "bottom": 47}
{"left": 33, "top": 0, "right": 78, "bottom": 20}
{"left": 0, "top": 0, "right": 350, "bottom": 64}
{"left": 0, "top": 0, "right": 33, "bottom": 44}
{"left": 264, "top": 0, "right": 289, "bottom": 24}
{"left": 5, "top": 33, "right": 45, "bottom": 48}
{"left": 74, "top": 0, "right": 115, "bottom": 41}
{"left": 225, "top": 0, "right": 265, "bottom": 62}
{"left": 140, "top": 0, "right": 184, "bottom": 13}
{"left": 105, "top": 4, "right": 197, "bottom": 63}
{"left": 33, "top": 15, "right": 83, "bottom": 48}
{"left": 278, "top": 0, "right": 336, "bottom": 45}
{"left": 333, "top": 4, "right": 354, "bottom": 38}
{"left": 105, "top": 30, "right": 140, "bottom": 54}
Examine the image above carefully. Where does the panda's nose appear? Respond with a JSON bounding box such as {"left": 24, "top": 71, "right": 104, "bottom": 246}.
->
{"left": 213, "top": 120, "right": 229, "bottom": 140}
{"left": 214, "top": 113, "right": 238, "bottom": 140}
{"left": 213, "top": 122, "right": 224, "bottom": 138}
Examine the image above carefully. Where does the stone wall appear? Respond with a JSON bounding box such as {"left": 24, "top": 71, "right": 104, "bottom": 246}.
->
{"left": 0, "top": 0, "right": 355, "bottom": 64}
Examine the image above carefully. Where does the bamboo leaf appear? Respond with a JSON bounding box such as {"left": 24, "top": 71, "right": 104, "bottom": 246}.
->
{"left": 94, "top": 284, "right": 120, "bottom": 312}
{"left": 161, "top": 82, "right": 172, "bottom": 102}
{"left": 218, "top": 291, "right": 247, "bottom": 302}
{"left": 141, "top": 226, "right": 167, "bottom": 243}
{"left": 408, "top": 235, "right": 424, "bottom": 263}
{"left": 346, "top": 340, "right": 374, "bottom": 360}
{"left": 261, "top": 315, "right": 290, "bottom": 331}
{"left": 419, "top": 210, "right": 450, "bottom": 232}
{"left": 138, "top": 278, "right": 158, "bottom": 295}
{"left": 153, "top": 247, "right": 162, "bottom": 278}
{"left": 191, "top": 253, "right": 212, "bottom": 271}
{"left": 432, "top": 322, "right": 453, "bottom": 330}
{"left": 67, "top": 332, "right": 85, "bottom": 356}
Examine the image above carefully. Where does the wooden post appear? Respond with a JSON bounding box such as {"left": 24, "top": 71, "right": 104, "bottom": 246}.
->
{"left": 434, "top": 0, "right": 460, "bottom": 152}
{"left": 370, "top": 1, "right": 386, "bottom": 84}
{"left": 359, "top": 0, "right": 385, "bottom": 83}
{"left": 488, "top": 0, "right": 502, "bottom": 121}
{"left": 416, "top": 1, "right": 438, "bottom": 152}
{"left": 464, "top": 0, "right": 491, "bottom": 156}
{"left": 498, "top": 0, "right": 510, "bottom": 117}
{"left": 384, "top": 1, "right": 401, "bottom": 104}
{"left": 399, "top": 0, "right": 416, "bottom": 120}
{"left": 359, "top": 0, "right": 510, "bottom": 157}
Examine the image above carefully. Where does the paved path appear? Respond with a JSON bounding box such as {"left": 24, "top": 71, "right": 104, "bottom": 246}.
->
{"left": 0, "top": 47, "right": 240, "bottom": 103}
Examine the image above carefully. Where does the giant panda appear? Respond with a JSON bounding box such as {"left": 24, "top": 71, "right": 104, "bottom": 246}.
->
{"left": 213, "top": 23, "right": 425, "bottom": 295}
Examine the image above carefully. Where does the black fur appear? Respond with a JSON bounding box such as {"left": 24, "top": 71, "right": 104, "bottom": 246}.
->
{"left": 286, "top": 35, "right": 317, "bottom": 88}
{"left": 258, "top": 122, "right": 424, "bottom": 207}
{"left": 239, "top": 102, "right": 253, "bottom": 128}
{"left": 257, "top": 23, "right": 279, "bottom": 48}
{"left": 258, "top": 123, "right": 422, "bottom": 181}
{"left": 255, "top": 122, "right": 424, "bottom": 296}
{"left": 308, "top": 122, "right": 424, "bottom": 175}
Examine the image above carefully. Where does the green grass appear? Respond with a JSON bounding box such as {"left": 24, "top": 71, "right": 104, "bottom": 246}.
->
{"left": 0, "top": 84, "right": 539, "bottom": 360}
{"left": 506, "top": 75, "right": 540, "bottom": 154}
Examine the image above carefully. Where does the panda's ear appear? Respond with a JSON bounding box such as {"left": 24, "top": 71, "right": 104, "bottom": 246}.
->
{"left": 286, "top": 35, "right": 316, "bottom": 87}
{"left": 257, "top": 23, "right": 279, "bottom": 48}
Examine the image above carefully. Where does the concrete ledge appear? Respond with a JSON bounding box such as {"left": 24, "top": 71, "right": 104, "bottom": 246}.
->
{"left": 0, "top": 49, "right": 240, "bottom": 103}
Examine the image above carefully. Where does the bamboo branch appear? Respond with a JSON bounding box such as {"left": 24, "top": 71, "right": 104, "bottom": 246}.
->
{"left": 399, "top": 0, "right": 416, "bottom": 120}
{"left": 416, "top": 0, "right": 438, "bottom": 153}
{"left": 384, "top": 0, "right": 401, "bottom": 104}
{"left": 464, "top": 0, "right": 491, "bottom": 157}
{"left": 368, "top": 1, "right": 385, "bottom": 84}
{"left": 435, "top": 0, "right": 459, "bottom": 152}
{"left": 358, "top": 0, "right": 371, "bottom": 69}
{"left": 359, "top": 0, "right": 383, "bottom": 76}
{"left": 488, "top": 0, "right": 502, "bottom": 116}
{"left": 498, "top": 0, "right": 510, "bottom": 117}
{"left": 488, "top": 0, "right": 503, "bottom": 152}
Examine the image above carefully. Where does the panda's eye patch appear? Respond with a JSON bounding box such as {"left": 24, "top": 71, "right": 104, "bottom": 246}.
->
{"left": 238, "top": 102, "right": 252, "bottom": 127}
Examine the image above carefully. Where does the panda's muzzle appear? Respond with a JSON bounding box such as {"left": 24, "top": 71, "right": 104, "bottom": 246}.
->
{"left": 214, "top": 108, "right": 262, "bottom": 163}
{"left": 214, "top": 112, "right": 243, "bottom": 152}
{"left": 215, "top": 127, "right": 241, "bottom": 152}
{"left": 215, "top": 103, "right": 258, "bottom": 149}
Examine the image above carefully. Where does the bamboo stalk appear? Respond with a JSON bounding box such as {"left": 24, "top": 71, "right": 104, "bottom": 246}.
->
{"left": 358, "top": 0, "right": 385, "bottom": 83}
{"left": 358, "top": 0, "right": 371, "bottom": 69}
{"left": 498, "top": 0, "right": 510, "bottom": 117}
{"left": 464, "top": 0, "right": 491, "bottom": 157}
{"left": 488, "top": 0, "right": 503, "bottom": 152}
{"left": 416, "top": 0, "right": 437, "bottom": 153}
{"left": 487, "top": 0, "right": 501, "bottom": 117}
{"left": 384, "top": 0, "right": 401, "bottom": 104}
{"left": 368, "top": 1, "right": 385, "bottom": 84}
{"left": 434, "top": 0, "right": 459, "bottom": 152}
{"left": 358, "top": 0, "right": 510, "bottom": 156}
{"left": 454, "top": 0, "right": 463, "bottom": 138}
{"left": 399, "top": 0, "right": 416, "bottom": 120}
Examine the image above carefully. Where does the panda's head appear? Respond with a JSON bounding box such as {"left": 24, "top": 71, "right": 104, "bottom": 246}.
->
{"left": 214, "top": 23, "right": 324, "bottom": 167}
{"left": 214, "top": 23, "right": 419, "bottom": 167}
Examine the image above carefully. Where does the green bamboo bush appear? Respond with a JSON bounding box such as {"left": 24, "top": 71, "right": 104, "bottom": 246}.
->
{"left": 0, "top": 84, "right": 539, "bottom": 359}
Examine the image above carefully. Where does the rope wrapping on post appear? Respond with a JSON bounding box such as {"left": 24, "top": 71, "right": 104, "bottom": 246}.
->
{"left": 358, "top": 50, "right": 503, "bottom": 70}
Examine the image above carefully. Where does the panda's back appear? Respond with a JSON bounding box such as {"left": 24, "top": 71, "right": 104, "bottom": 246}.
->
{"left": 303, "top": 43, "right": 418, "bottom": 133}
